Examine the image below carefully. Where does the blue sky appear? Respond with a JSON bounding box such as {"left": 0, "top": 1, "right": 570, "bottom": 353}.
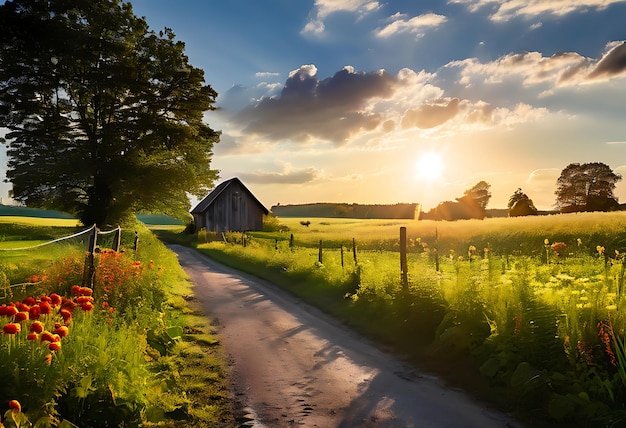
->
{"left": 4, "top": 0, "right": 626, "bottom": 211}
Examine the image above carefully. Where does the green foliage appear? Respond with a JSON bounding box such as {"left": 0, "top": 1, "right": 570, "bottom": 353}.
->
{"left": 0, "top": 221, "right": 232, "bottom": 427}
{"left": 0, "top": 0, "right": 219, "bottom": 226}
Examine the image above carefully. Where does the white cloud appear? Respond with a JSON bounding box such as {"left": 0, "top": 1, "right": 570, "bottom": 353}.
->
{"left": 375, "top": 12, "right": 447, "bottom": 38}
{"left": 302, "top": 0, "right": 381, "bottom": 34}
{"left": 450, "top": 0, "right": 626, "bottom": 21}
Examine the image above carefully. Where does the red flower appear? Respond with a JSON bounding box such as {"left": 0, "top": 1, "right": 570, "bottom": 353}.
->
{"left": 44, "top": 353, "right": 53, "bottom": 365}
{"left": 39, "top": 301, "right": 51, "bottom": 315}
{"left": 60, "top": 308, "right": 72, "bottom": 322}
{"left": 0, "top": 305, "right": 18, "bottom": 317}
{"left": 54, "top": 326, "right": 69, "bottom": 338}
{"left": 75, "top": 296, "right": 94, "bottom": 304}
{"left": 40, "top": 331, "right": 55, "bottom": 342}
{"left": 79, "top": 287, "right": 93, "bottom": 296}
{"left": 29, "top": 305, "right": 41, "bottom": 320}
{"left": 3, "top": 323, "right": 21, "bottom": 335}
{"left": 29, "top": 321, "right": 44, "bottom": 333}
{"left": 16, "top": 302, "right": 30, "bottom": 312}
{"left": 14, "top": 311, "right": 29, "bottom": 322}
{"left": 23, "top": 297, "right": 36, "bottom": 306}
{"left": 40, "top": 295, "right": 51, "bottom": 303}
{"left": 50, "top": 294, "right": 62, "bottom": 306}
{"left": 71, "top": 285, "right": 81, "bottom": 296}
{"left": 49, "top": 342, "right": 61, "bottom": 352}
{"left": 27, "top": 332, "right": 38, "bottom": 341}
{"left": 8, "top": 399, "right": 21, "bottom": 413}
{"left": 80, "top": 302, "right": 94, "bottom": 312}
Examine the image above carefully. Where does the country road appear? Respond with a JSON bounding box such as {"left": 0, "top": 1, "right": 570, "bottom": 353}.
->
{"left": 169, "top": 244, "right": 524, "bottom": 428}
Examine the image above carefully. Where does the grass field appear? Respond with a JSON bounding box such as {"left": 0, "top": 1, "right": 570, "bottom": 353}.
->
{"left": 155, "top": 210, "right": 626, "bottom": 427}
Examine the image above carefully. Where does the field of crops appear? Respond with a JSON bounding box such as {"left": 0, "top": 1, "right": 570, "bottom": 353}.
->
{"left": 189, "top": 211, "right": 626, "bottom": 427}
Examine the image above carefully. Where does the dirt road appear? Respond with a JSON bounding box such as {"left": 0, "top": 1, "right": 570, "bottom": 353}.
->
{"left": 170, "top": 245, "right": 523, "bottom": 428}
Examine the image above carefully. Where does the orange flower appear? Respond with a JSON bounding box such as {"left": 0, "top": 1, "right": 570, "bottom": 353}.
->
{"left": 27, "top": 332, "right": 38, "bottom": 341}
{"left": 40, "top": 331, "right": 55, "bottom": 342}
{"left": 79, "top": 287, "right": 93, "bottom": 296}
{"left": 8, "top": 399, "right": 21, "bottom": 413}
{"left": 3, "top": 323, "right": 21, "bottom": 335}
{"left": 49, "top": 342, "right": 61, "bottom": 352}
{"left": 71, "top": 285, "right": 81, "bottom": 295}
{"left": 54, "top": 326, "right": 69, "bottom": 338}
{"left": 80, "top": 302, "right": 94, "bottom": 312}
{"left": 44, "top": 353, "right": 53, "bottom": 365}
{"left": 29, "top": 321, "right": 44, "bottom": 333}
{"left": 60, "top": 308, "right": 72, "bottom": 322}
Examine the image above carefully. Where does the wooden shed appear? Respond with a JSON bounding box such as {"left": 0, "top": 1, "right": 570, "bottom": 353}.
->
{"left": 190, "top": 177, "right": 269, "bottom": 233}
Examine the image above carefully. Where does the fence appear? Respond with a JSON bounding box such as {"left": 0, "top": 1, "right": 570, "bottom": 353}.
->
{"left": 0, "top": 224, "right": 126, "bottom": 297}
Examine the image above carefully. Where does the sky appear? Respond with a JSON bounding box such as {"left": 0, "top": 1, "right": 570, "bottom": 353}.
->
{"left": 3, "top": 0, "right": 626, "bottom": 211}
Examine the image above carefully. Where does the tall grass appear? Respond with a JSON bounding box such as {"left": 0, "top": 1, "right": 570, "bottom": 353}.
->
{"left": 175, "top": 212, "right": 626, "bottom": 427}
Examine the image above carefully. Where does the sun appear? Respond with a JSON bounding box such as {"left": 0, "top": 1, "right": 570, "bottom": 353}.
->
{"left": 415, "top": 152, "right": 445, "bottom": 181}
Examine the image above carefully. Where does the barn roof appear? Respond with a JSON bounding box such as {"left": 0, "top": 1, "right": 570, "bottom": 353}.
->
{"left": 190, "top": 177, "right": 269, "bottom": 214}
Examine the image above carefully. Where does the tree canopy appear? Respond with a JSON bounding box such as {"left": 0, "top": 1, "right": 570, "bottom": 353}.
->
{"left": 508, "top": 188, "right": 538, "bottom": 217}
{"left": 421, "top": 181, "right": 491, "bottom": 221}
{"left": 555, "top": 163, "right": 621, "bottom": 213}
{"left": 0, "top": 0, "right": 219, "bottom": 226}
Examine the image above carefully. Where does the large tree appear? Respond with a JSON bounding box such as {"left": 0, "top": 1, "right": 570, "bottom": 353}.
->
{"left": 555, "top": 162, "right": 621, "bottom": 213}
{"left": 421, "top": 181, "right": 491, "bottom": 220}
{"left": 0, "top": 0, "right": 219, "bottom": 226}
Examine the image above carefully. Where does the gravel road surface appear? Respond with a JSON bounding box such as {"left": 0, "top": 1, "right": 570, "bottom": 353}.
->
{"left": 170, "top": 244, "right": 523, "bottom": 428}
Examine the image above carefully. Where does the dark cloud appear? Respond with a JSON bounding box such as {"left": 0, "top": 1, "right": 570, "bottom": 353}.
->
{"left": 235, "top": 65, "right": 396, "bottom": 145}
{"left": 239, "top": 167, "right": 320, "bottom": 184}
{"left": 400, "top": 98, "right": 460, "bottom": 129}
{"left": 588, "top": 42, "right": 626, "bottom": 79}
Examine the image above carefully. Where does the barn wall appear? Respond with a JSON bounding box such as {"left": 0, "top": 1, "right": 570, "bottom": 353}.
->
{"left": 205, "top": 181, "right": 265, "bottom": 232}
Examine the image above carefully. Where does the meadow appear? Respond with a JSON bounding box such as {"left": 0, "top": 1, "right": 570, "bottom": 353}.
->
{"left": 0, "top": 219, "right": 233, "bottom": 427}
{"left": 165, "top": 211, "right": 626, "bottom": 427}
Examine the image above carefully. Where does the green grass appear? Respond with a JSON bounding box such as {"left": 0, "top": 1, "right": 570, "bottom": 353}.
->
{"left": 0, "top": 218, "right": 233, "bottom": 427}
{"left": 155, "top": 211, "right": 626, "bottom": 427}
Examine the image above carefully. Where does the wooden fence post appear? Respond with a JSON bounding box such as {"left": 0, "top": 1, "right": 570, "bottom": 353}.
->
{"left": 352, "top": 238, "right": 358, "bottom": 265}
{"left": 134, "top": 231, "right": 139, "bottom": 252}
{"left": 289, "top": 233, "right": 294, "bottom": 250}
{"left": 82, "top": 225, "right": 98, "bottom": 287}
{"left": 112, "top": 226, "right": 121, "bottom": 252}
{"left": 318, "top": 240, "right": 323, "bottom": 264}
{"left": 400, "top": 227, "right": 408, "bottom": 291}
{"left": 341, "top": 246, "right": 344, "bottom": 270}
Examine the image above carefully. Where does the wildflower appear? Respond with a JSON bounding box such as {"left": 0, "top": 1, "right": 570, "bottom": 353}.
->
{"left": 79, "top": 287, "right": 93, "bottom": 296}
{"left": 551, "top": 242, "right": 567, "bottom": 256}
{"left": 29, "top": 305, "right": 41, "bottom": 320}
{"left": 71, "top": 285, "right": 81, "bottom": 296}
{"left": 577, "top": 238, "right": 582, "bottom": 246}
{"left": 60, "top": 309, "right": 72, "bottom": 325}
{"left": 44, "top": 354, "right": 53, "bottom": 365}
{"left": 80, "top": 301, "right": 94, "bottom": 312}
{"left": 39, "top": 301, "right": 51, "bottom": 315}
{"left": 29, "top": 321, "right": 44, "bottom": 333}
{"left": 14, "top": 311, "right": 29, "bottom": 323}
{"left": 3, "top": 323, "right": 21, "bottom": 335}
{"left": 597, "top": 245, "right": 605, "bottom": 255}
{"left": 50, "top": 294, "right": 62, "bottom": 306}
{"left": 544, "top": 239, "right": 549, "bottom": 245}
{"left": 23, "top": 297, "right": 36, "bottom": 306}
{"left": 40, "top": 331, "right": 55, "bottom": 342}
{"left": 49, "top": 342, "right": 61, "bottom": 352}
{"left": 8, "top": 399, "right": 21, "bottom": 413}
{"left": 15, "top": 302, "right": 30, "bottom": 312}
{"left": 75, "top": 296, "right": 94, "bottom": 304}
{"left": 54, "top": 326, "right": 69, "bottom": 338}
{"left": 27, "top": 333, "right": 38, "bottom": 341}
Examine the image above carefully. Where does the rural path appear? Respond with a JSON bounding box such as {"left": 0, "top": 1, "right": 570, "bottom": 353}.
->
{"left": 169, "top": 244, "right": 524, "bottom": 428}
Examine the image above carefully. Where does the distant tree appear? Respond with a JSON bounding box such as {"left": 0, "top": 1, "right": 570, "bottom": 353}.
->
{"left": 421, "top": 181, "right": 491, "bottom": 220}
{"left": 508, "top": 188, "right": 538, "bottom": 217}
{"left": 0, "top": 0, "right": 219, "bottom": 226}
{"left": 555, "top": 163, "right": 621, "bottom": 213}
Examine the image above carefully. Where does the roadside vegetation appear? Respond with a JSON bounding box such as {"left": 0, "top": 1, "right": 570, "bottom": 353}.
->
{"left": 157, "top": 211, "right": 626, "bottom": 427}
{"left": 0, "top": 220, "right": 233, "bottom": 427}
